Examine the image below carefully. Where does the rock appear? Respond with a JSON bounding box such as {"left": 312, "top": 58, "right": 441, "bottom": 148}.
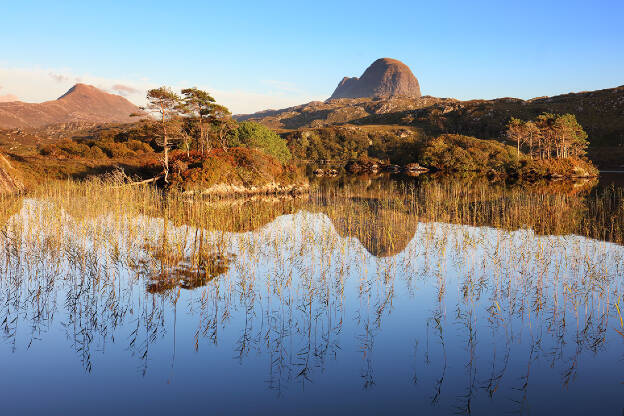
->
{"left": 329, "top": 58, "right": 421, "bottom": 100}
{"left": 381, "top": 164, "right": 401, "bottom": 173}
{"left": 313, "top": 168, "right": 338, "bottom": 177}
{"left": 403, "top": 163, "right": 428, "bottom": 173}
{"left": 346, "top": 159, "right": 380, "bottom": 174}
{"left": 345, "top": 160, "right": 363, "bottom": 174}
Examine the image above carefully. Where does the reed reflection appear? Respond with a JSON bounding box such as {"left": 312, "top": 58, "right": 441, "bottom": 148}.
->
{"left": 0, "top": 176, "right": 623, "bottom": 413}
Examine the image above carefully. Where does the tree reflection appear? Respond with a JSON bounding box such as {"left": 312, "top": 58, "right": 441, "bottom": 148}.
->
{"left": 0, "top": 178, "right": 623, "bottom": 412}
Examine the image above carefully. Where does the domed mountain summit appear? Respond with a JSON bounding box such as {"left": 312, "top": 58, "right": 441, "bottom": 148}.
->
{"left": 329, "top": 58, "right": 421, "bottom": 100}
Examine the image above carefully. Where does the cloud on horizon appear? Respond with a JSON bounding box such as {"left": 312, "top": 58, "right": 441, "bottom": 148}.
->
{"left": 0, "top": 66, "right": 322, "bottom": 113}
{"left": 111, "top": 83, "right": 140, "bottom": 96}
{"left": 48, "top": 72, "right": 69, "bottom": 83}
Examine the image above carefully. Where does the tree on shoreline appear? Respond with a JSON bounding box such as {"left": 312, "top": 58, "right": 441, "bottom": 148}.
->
{"left": 210, "top": 104, "right": 236, "bottom": 152}
{"left": 505, "top": 113, "right": 588, "bottom": 160}
{"left": 181, "top": 88, "right": 216, "bottom": 154}
{"left": 506, "top": 117, "right": 525, "bottom": 158}
{"left": 143, "top": 87, "right": 183, "bottom": 183}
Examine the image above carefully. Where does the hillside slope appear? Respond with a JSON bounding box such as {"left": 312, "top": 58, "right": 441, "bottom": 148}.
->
{"left": 237, "top": 85, "right": 624, "bottom": 168}
{"left": 0, "top": 84, "right": 141, "bottom": 129}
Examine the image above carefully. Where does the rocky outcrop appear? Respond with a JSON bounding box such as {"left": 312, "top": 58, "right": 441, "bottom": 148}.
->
{"left": 0, "top": 84, "right": 141, "bottom": 129}
{"left": 0, "top": 153, "right": 24, "bottom": 194}
{"left": 329, "top": 58, "right": 421, "bottom": 100}
{"left": 181, "top": 182, "right": 309, "bottom": 197}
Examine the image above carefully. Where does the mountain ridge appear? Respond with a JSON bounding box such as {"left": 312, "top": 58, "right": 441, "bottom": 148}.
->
{"left": 0, "top": 84, "right": 141, "bottom": 129}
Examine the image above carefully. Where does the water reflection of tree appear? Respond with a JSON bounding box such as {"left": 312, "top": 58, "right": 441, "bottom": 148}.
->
{"left": 1, "top": 180, "right": 624, "bottom": 411}
{"left": 315, "top": 174, "right": 624, "bottom": 246}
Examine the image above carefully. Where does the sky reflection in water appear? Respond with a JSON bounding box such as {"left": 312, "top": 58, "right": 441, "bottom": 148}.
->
{"left": 0, "top": 178, "right": 623, "bottom": 415}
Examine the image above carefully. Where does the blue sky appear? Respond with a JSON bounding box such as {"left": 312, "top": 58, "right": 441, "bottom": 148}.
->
{"left": 1, "top": 0, "right": 623, "bottom": 113}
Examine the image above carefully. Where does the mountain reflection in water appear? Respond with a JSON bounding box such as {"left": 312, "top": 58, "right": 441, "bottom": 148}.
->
{"left": 0, "top": 176, "right": 623, "bottom": 415}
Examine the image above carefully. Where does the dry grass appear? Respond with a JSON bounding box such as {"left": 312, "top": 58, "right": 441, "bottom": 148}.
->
{"left": 0, "top": 176, "right": 622, "bottom": 393}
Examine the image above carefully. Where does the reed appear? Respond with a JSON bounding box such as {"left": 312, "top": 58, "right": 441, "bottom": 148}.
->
{"left": 0, "top": 175, "right": 623, "bottom": 400}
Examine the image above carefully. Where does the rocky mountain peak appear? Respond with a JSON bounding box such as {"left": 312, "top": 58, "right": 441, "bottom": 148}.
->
{"left": 57, "top": 83, "right": 100, "bottom": 100}
{"left": 329, "top": 58, "right": 421, "bottom": 100}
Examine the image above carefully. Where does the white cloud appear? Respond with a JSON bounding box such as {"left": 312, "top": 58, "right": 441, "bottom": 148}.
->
{"left": 111, "top": 83, "right": 140, "bottom": 96}
{"left": 48, "top": 72, "right": 69, "bottom": 83}
{"left": 0, "top": 65, "right": 322, "bottom": 114}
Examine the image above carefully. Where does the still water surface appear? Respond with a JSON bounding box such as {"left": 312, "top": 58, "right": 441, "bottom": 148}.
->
{"left": 0, "top": 175, "right": 623, "bottom": 415}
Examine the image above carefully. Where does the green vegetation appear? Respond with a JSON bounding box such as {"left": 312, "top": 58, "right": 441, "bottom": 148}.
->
{"left": 419, "top": 134, "right": 520, "bottom": 173}
{"left": 506, "top": 113, "right": 588, "bottom": 159}
{"left": 136, "top": 86, "right": 295, "bottom": 188}
{"left": 281, "top": 113, "right": 595, "bottom": 179}
{"left": 229, "top": 121, "right": 292, "bottom": 163}
{"left": 244, "top": 85, "right": 624, "bottom": 168}
{"left": 285, "top": 125, "right": 423, "bottom": 165}
{"left": 418, "top": 133, "right": 597, "bottom": 178}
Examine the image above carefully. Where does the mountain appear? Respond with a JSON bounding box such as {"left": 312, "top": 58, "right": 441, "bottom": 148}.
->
{"left": 329, "top": 58, "right": 421, "bottom": 99}
{"left": 0, "top": 84, "right": 141, "bottom": 129}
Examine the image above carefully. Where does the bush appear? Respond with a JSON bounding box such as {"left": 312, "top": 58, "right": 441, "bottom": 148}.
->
{"left": 56, "top": 139, "right": 91, "bottom": 157}
{"left": 169, "top": 147, "right": 301, "bottom": 190}
{"left": 229, "top": 121, "right": 291, "bottom": 163}
{"left": 126, "top": 139, "right": 153, "bottom": 153}
{"left": 86, "top": 146, "right": 107, "bottom": 159}
{"left": 39, "top": 144, "right": 60, "bottom": 156}
{"left": 285, "top": 126, "right": 424, "bottom": 165}
{"left": 96, "top": 142, "right": 135, "bottom": 158}
{"left": 419, "top": 134, "right": 520, "bottom": 172}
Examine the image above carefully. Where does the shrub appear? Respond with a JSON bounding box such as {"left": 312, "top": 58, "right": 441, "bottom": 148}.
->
{"left": 419, "top": 134, "right": 520, "bottom": 172}
{"left": 169, "top": 147, "right": 299, "bottom": 190}
{"left": 229, "top": 121, "right": 291, "bottom": 163}
{"left": 39, "top": 144, "right": 60, "bottom": 156}
{"left": 54, "top": 139, "right": 90, "bottom": 157}
{"left": 126, "top": 139, "right": 153, "bottom": 153}
{"left": 285, "top": 126, "right": 424, "bottom": 165}
{"left": 97, "top": 142, "right": 135, "bottom": 158}
{"left": 86, "top": 146, "right": 107, "bottom": 159}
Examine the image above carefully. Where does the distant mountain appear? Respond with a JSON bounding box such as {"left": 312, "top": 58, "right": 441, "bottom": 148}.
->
{"left": 0, "top": 84, "right": 141, "bottom": 129}
{"left": 330, "top": 58, "right": 421, "bottom": 99}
